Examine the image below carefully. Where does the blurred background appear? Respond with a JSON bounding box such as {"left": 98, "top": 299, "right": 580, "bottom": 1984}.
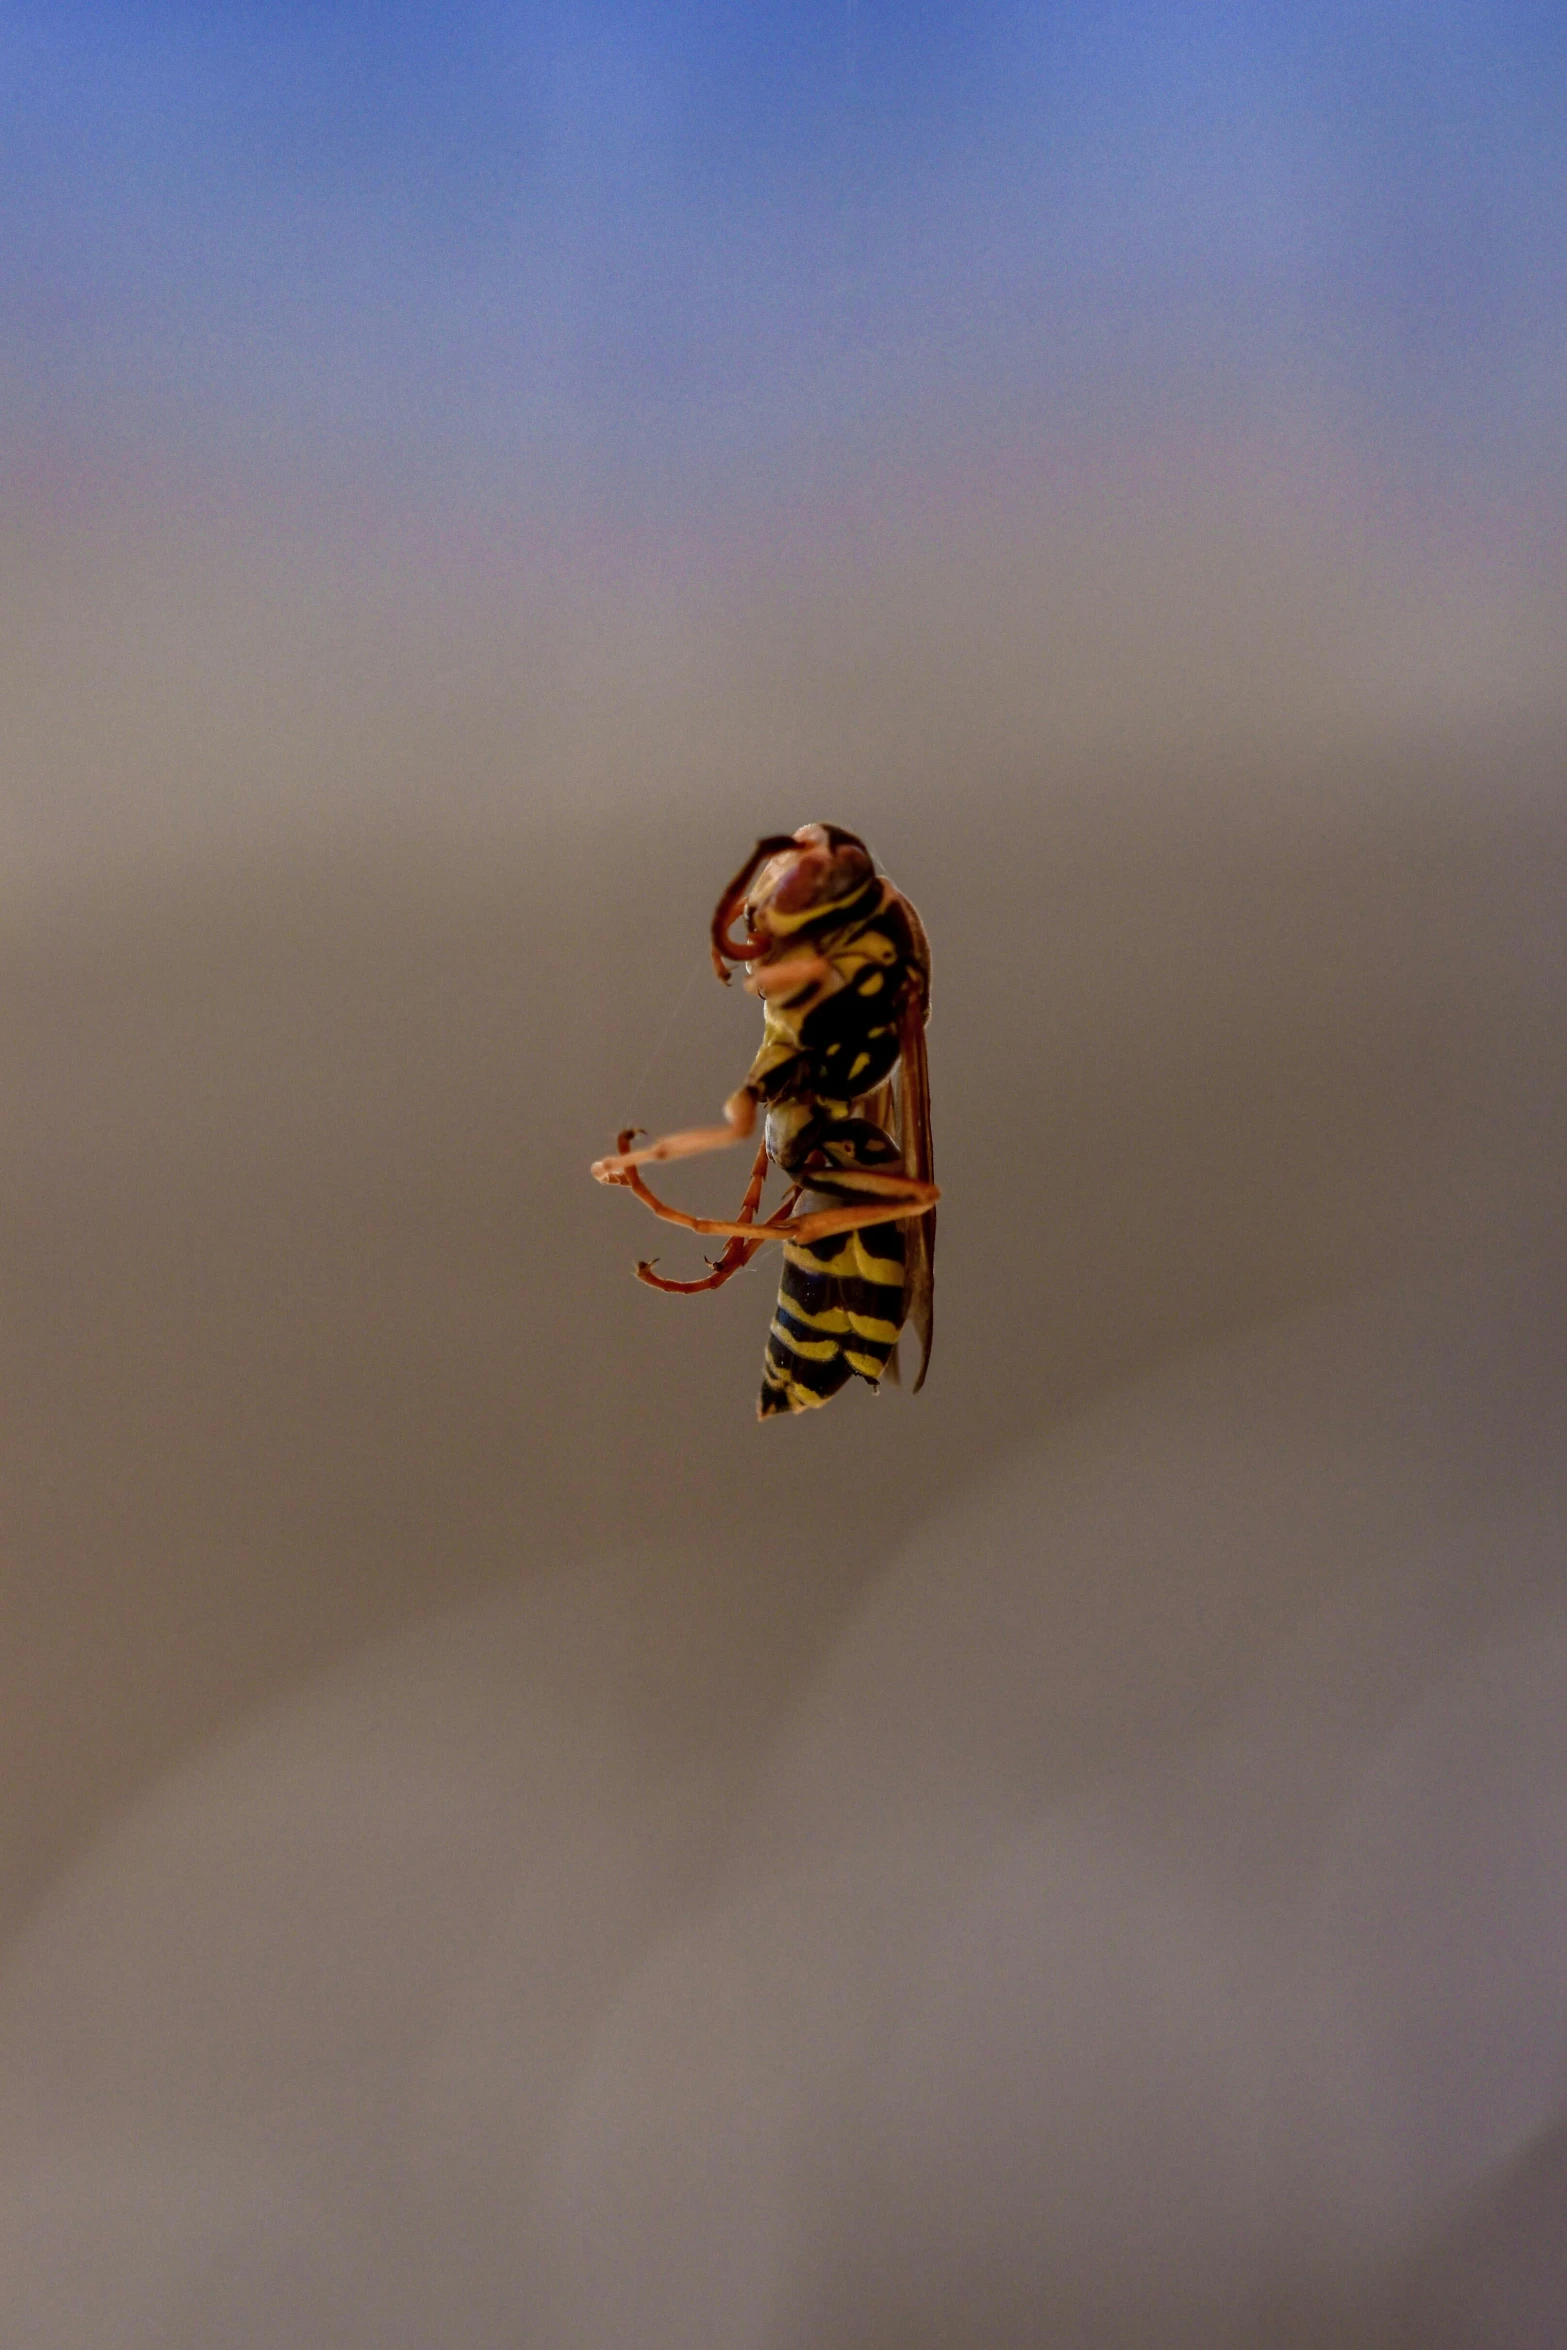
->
{"left": 3, "top": 4, "right": 1566, "bottom": 2342}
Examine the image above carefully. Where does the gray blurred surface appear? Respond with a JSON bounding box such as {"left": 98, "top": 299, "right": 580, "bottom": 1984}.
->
{"left": 9, "top": 5, "right": 1567, "bottom": 2326}
{"left": 5, "top": 693, "right": 1567, "bottom": 2339}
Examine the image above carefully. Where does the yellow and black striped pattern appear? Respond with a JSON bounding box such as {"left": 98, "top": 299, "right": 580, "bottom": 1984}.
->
{"left": 738, "top": 882, "right": 911, "bottom": 1115}
{"left": 759, "top": 1218, "right": 907, "bottom": 1417}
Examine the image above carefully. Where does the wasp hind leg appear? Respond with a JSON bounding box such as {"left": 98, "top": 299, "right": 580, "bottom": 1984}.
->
{"left": 606, "top": 1152, "right": 937, "bottom": 1254}
{"left": 633, "top": 1136, "right": 804, "bottom": 1294}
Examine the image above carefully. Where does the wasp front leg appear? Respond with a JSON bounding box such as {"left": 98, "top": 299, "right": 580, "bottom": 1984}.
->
{"left": 590, "top": 1086, "right": 759, "bottom": 1185}
{"left": 744, "top": 955, "right": 831, "bottom": 1002}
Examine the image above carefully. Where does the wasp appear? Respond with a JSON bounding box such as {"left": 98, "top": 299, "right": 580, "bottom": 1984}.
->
{"left": 591, "top": 824, "right": 938, "bottom": 1419}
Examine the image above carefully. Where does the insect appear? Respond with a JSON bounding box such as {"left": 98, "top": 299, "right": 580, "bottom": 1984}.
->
{"left": 591, "top": 824, "right": 938, "bottom": 1419}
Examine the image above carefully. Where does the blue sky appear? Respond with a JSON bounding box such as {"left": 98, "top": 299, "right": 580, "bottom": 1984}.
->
{"left": 3, "top": 2, "right": 1563, "bottom": 504}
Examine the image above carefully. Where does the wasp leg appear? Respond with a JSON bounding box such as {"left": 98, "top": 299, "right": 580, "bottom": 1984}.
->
{"left": 743, "top": 954, "right": 831, "bottom": 1001}
{"left": 605, "top": 1160, "right": 939, "bottom": 1251}
{"left": 770, "top": 1173, "right": 939, "bottom": 1246}
{"left": 629, "top": 1128, "right": 798, "bottom": 1297}
{"left": 590, "top": 1089, "right": 757, "bottom": 1183}
{"left": 637, "top": 1175, "right": 805, "bottom": 1292}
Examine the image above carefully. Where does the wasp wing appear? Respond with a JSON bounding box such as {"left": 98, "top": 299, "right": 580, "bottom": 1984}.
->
{"left": 894, "top": 909, "right": 936, "bottom": 1392}
{"left": 853, "top": 1076, "right": 904, "bottom": 1385}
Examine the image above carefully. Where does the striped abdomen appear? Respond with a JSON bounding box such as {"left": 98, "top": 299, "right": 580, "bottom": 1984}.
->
{"left": 759, "top": 1219, "right": 907, "bottom": 1418}
{"left": 757, "top": 1108, "right": 909, "bottom": 1418}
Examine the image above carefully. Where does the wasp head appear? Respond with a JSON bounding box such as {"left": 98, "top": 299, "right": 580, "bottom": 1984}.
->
{"left": 711, "top": 825, "right": 876, "bottom": 979}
